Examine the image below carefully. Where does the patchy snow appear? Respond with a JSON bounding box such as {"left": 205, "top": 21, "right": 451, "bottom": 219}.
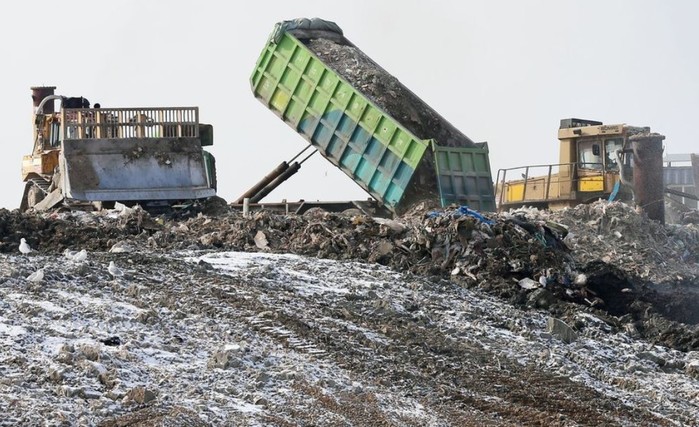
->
{"left": 195, "top": 251, "right": 386, "bottom": 296}
{"left": 0, "top": 249, "right": 697, "bottom": 425}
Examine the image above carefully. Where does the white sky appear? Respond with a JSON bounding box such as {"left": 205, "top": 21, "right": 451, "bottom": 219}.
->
{"left": 1, "top": 0, "right": 697, "bottom": 210}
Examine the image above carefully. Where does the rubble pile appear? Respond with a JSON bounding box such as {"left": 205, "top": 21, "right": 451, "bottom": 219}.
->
{"left": 4, "top": 248, "right": 697, "bottom": 425}
{"left": 1, "top": 199, "right": 699, "bottom": 425}
{"left": 3, "top": 200, "right": 698, "bottom": 286}
{"left": 2, "top": 199, "right": 698, "bottom": 351}
{"left": 548, "top": 201, "right": 699, "bottom": 282}
{"left": 305, "top": 38, "right": 474, "bottom": 148}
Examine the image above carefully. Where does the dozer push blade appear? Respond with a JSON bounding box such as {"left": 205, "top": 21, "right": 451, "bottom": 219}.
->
{"left": 60, "top": 137, "right": 215, "bottom": 203}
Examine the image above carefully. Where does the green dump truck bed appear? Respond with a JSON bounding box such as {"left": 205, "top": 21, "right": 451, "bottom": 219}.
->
{"left": 251, "top": 18, "right": 495, "bottom": 215}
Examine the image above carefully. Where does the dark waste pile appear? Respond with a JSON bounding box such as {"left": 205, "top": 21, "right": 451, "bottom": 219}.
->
{"left": 3, "top": 198, "right": 699, "bottom": 353}
{"left": 2, "top": 198, "right": 699, "bottom": 425}
{"left": 304, "top": 38, "right": 475, "bottom": 148}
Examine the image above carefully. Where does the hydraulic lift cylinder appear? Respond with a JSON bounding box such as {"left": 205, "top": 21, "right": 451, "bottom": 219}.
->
{"left": 235, "top": 161, "right": 289, "bottom": 204}
{"left": 249, "top": 162, "right": 302, "bottom": 203}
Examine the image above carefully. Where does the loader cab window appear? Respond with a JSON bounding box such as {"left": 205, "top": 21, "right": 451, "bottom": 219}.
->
{"left": 577, "top": 140, "right": 603, "bottom": 170}
{"left": 604, "top": 138, "right": 624, "bottom": 170}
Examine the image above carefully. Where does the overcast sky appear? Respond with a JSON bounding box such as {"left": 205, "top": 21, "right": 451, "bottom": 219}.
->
{"left": 1, "top": 0, "right": 697, "bottom": 210}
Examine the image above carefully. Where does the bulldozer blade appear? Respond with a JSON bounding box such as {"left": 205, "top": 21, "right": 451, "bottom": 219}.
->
{"left": 60, "top": 137, "right": 215, "bottom": 202}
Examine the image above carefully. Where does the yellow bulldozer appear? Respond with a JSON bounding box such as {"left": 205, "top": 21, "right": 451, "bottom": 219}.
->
{"left": 495, "top": 118, "right": 677, "bottom": 222}
{"left": 21, "top": 86, "right": 217, "bottom": 212}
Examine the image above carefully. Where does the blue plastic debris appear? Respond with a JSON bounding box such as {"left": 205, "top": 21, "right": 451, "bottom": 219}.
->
{"left": 427, "top": 206, "right": 494, "bottom": 225}
{"left": 608, "top": 181, "right": 621, "bottom": 202}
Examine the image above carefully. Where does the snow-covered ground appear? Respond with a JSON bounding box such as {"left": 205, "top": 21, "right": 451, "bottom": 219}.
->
{"left": 0, "top": 249, "right": 697, "bottom": 426}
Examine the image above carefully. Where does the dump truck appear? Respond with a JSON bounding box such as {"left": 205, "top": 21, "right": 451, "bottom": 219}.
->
{"left": 495, "top": 118, "right": 671, "bottom": 221}
{"left": 248, "top": 18, "right": 495, "bottom": 216}
{"left": 21, "top": 86, "right": 216, "bottom": 212}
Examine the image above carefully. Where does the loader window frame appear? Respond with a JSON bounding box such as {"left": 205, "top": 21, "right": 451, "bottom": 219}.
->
{"left": 577, "top": 139, "right": 604, "bottom": 170}
{"left": 604, "top": 138, "right": 624, "bottom": 171}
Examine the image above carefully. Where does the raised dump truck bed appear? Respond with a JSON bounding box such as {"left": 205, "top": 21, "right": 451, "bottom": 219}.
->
{"left": 250, "top": 18, "right": 495, "bottom": 215}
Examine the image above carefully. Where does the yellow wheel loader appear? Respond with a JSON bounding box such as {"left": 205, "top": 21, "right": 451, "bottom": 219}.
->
{"left": 20, "top": 86, "right": 216, "bottom": 212}
{"left": 495, "top": 118, "right": 669, "bottom": 222}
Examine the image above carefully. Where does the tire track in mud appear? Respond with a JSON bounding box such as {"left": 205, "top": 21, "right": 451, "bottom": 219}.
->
{"left": 134, "top": 255, "right": 673, "bottom": 427}
{"left": 304, "top": 305, "right": 662, "bottom": 427}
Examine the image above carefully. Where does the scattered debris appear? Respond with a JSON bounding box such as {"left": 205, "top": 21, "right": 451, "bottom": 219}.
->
{"left": 518, "top": 277, "right": 541, "bottom": 290}
{"left": 547, "top": 317, "right": 578, "bottom": 344}
{"left": 99, "top": 336, "right": 121, "bottom": 347}
{"left": 0, "top": 199, "right": 697, "bottom": 424}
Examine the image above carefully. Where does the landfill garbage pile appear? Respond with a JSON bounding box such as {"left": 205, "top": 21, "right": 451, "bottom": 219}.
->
{"left": 4, "top": 247, "right": 699, "bottom": 426}
{"left": 2, "top": 199, "right": 698, "bottom": 352}
{"left": 2, "top": 198, "right": 699, "bottom": 425}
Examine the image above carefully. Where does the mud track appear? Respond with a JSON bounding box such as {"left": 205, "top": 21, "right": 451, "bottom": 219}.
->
{"left": 114, "top": 254, "right": 671, "bottom": 426}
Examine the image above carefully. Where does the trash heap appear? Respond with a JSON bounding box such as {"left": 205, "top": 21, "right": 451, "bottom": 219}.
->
{"left": 548, "top": 201, "right": 699, "bottom": 282}
{"left": 3, "top": 200, "right": 698, "bottom": 289}
{"left": 305, "top": 38, "right": 475, "bottom": 148}
{"left": 1, "top": 198, "right": 698, "bottom": 350}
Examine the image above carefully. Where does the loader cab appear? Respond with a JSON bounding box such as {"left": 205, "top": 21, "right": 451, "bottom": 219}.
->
{"left": 575, "top": 137, "right": 625, "bottom": 171}
{"left": 556, "top": 119, "right": 632, "bottom": 197}
{"left": 496, "top": 118, "right": 662, "bottom": 211}
{"left": 559, "top": 118, "right": 647, "bottom": 171}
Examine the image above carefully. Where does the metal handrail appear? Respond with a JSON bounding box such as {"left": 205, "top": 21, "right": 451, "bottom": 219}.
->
{"left": 496, "top": 162, "right": 613, "bottom": 206}
{"left": 61, "top": 107, "right": 200, "bottom": 140}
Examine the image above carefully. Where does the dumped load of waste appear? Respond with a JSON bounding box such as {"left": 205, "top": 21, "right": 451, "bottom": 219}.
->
{"left": 305, "top": 38, "right": 475, "bottom": 148}
{"left": 549, "top": 202, "right": 699, "bottom": 280}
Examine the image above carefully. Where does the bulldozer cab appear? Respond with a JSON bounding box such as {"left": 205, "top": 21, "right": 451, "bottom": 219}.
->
{"left": 556, "top": 120, "right": 635, "bottom": 199}
{"left": 576, "top": 138, "right": 623, "bottom": 171}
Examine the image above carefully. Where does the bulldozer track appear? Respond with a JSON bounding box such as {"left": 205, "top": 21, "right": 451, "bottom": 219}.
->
{"left": 28, "top": 178, "right": 51, "bottom": 196}
{"left": 249, "top": 316, "right": 328, "bottom": 356}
